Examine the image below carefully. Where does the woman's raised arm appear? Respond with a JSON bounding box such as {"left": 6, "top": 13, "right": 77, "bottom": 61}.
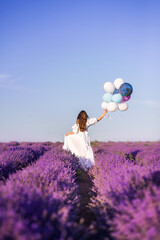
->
{"left": 97, "top": 109, "right": 107, "bottom": 122}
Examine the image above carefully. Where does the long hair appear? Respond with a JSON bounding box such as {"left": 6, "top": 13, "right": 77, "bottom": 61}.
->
{"left": 76, "top": 110, "right": 89, "bottom": 132}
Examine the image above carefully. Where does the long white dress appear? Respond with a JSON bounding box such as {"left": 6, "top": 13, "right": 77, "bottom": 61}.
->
{"left": 63, "top": 118, "right": 98, "bottom": 171}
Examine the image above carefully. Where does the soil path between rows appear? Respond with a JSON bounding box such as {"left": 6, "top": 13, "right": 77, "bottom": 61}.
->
{"left": 76, "top": 168, "right": 112, "bottom": 240}
{"left": 76, "top": 169, "right": 97, "bottom": 226}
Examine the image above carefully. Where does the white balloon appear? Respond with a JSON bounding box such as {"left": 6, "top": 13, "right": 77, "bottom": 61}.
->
{"left": 107, "top": 102, "right": 118, "bottom": 112}
{"left": 101, "top": 101, "right": 108, "bottom": 110}
{"left": 114, "top": 78, "right": 124, "bottom": 89}
{"left": 104, "top": 81, "right": 115, "bottom": 93}
{"left": 118, "top": 102, "right": 128, "bottom": 111}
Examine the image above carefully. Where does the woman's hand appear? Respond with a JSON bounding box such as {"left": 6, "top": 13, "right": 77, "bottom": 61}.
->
{"left": 65, "top": 132, "right": 74, "bottom": 136}
{"left": 65, "top": 133, "right": 70, "bottom": 136}
{"left": 97, "top": 109, "right": 107, "bottom": 121}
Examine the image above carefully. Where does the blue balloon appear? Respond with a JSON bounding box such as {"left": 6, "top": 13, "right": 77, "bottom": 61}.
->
{"left": 113, "top": 88, "right": 119, "bottom": 94}
{"left": 112, "top": 93, "right": 123, "bottom": 103}
{"left": 119, "top": 83, "right": 133, "bottom": 96}
{"left": 103, "top": 93, "right": 113, "bottom": 103}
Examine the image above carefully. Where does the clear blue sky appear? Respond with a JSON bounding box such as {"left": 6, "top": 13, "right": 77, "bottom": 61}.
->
{"left": 0, "top": 0, "right": 160, "bottom": 142}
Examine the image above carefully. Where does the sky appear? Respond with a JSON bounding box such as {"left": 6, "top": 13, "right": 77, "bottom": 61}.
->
{"left": 0, "top": 0, "right": 160, "bottom": 142}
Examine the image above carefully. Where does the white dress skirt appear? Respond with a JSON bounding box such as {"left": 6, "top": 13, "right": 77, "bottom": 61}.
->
{"left": 63, "top": 118, "right": 98, "bottom": 171}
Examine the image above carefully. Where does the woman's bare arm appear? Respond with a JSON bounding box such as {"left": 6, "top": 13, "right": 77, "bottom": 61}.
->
{"left": 65, "top": 131, "right": 74, "bottom": 136}
{"left": 97, "top": 110, "right": 107, "bottom": 121}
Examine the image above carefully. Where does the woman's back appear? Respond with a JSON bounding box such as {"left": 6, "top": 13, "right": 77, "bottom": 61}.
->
{"left": 72, "top": 118, "right": 98, "bottom": 134}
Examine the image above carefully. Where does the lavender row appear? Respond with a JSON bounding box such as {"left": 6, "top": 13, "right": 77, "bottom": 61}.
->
{"left": 0, "top": 143, "right": 49, "bottom": 182}
{"left": 89, "top": 142, "right": 160, "bottom": 240}
{"left": 0, "top": 141, "right": 53, "bottom": 155}
{"left": 0, "top": 144, "right": 81, "bottom": 240}
{"left": 92, "top": 141, "right": 160, "bottom": 166}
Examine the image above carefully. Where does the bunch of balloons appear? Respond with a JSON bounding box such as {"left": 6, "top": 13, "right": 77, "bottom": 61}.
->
{"left": 101, "top": 78, "right": 133, "bottom": 112}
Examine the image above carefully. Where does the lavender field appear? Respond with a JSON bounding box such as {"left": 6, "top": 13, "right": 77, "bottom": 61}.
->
{"left": 0, "top": 141, "right": 160, "bottom": 240}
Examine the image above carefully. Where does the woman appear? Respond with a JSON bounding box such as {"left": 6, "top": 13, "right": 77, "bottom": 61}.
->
{"left": 63, "top": 110, "right": 107, "bottom": 171}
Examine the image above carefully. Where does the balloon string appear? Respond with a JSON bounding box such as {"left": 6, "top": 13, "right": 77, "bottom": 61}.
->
{"left": 107, "top": 112, "right": 111, "bottom": 119}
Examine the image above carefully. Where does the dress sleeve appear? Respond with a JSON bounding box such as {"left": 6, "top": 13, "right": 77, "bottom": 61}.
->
{"left": 86, "top": 118, "right": 98, "bottom": 127}
{"left": 72, "top": 123, "right": 79, "bottom": 134}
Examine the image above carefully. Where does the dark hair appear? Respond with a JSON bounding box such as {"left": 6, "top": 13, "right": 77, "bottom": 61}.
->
{"left": 77, "top": 110, "right": 89, "bottom": 132}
